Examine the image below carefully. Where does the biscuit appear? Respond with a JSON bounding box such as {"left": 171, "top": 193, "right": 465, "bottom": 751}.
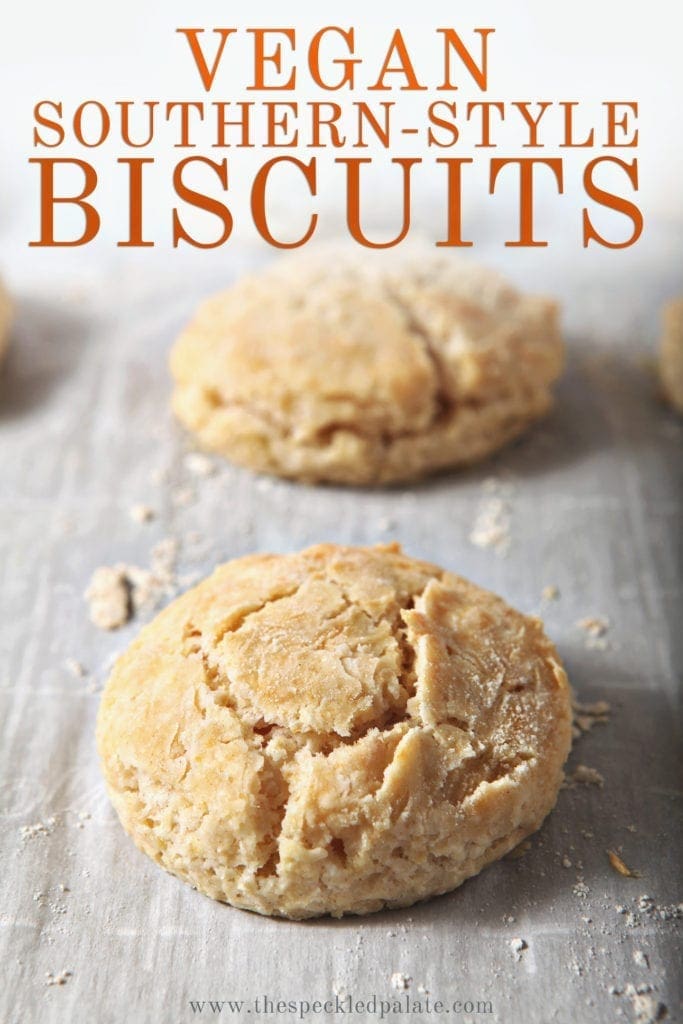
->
{"left": 0, "top": 279, "right": 12, "bottom": 366}
{"left": 659, "top": 298, "right": 683, "bottom": 414}
{"left": 170, "top": 252, "right": 564, "bottom": 484}
{"left": 97, "top": 542, "right": 572, "bottom": 919}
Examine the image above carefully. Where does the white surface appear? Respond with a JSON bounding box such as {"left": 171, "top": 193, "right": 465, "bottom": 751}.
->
{"left": 0, "top": 256, "right": 681, "bottom": 1024}
{"left": 1, "top": 3, "right": 682, "bottom": 1023}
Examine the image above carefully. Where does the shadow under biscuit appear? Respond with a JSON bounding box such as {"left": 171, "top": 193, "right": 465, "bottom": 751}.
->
{"left": 0, "top": 296, "right": 89, "bottom": 420}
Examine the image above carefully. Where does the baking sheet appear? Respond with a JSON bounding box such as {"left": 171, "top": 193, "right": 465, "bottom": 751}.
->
{"left": 1, "top": 255, "right": 681, "bottom": 1024}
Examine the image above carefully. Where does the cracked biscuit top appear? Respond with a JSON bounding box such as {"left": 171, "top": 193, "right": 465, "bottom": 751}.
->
{"left": 97, "top": 543, "right": 572, "bottom": 919}
{"left": 170, "top": 251, "right": 564, "bottom": 484}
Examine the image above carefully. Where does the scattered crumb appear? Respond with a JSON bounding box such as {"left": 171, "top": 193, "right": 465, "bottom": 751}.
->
{"left": 633, "top": 950, "right": 650, "bottom": 969}
{"left": 378, "top": 516, "right": 396, "bottom": 533}
{"left": 64, "top": 658, "right": 87, "bottom": 679}
{"left": 608, "top": 849, "right": 641, "bottom": 878}
{"left": 577, "top": 616, "right": 609, "bottom": 638}
{"left": 390, "top": 972, "right": 411, "bottom": 991}
{"left": 573, "top": 880, "right": 590, "bottom": 899}
{"left": 562, "top": 855, "right": 573, "bottom": 869}
{"left": 84, "top": 566, "right": 131, "bottom": 630}
{"left": 572, "top": 697, "right": 611, "bottom": 741}
{"left": 541, "top": 584, "right": 560, "bottom": 601}
{"left": 129, "top": 503, "right": 156, "bottom": 523}
{"left": 184, "top": 452, "right": 216, "bottom": 477}
{"left": 566, "top": 765, "right": 605, "bottom": 788}
{"left": 45, "top": 970, "right": 72, "bottom": 987}
{"left": 576, "top": 616, "right": 610, "bottom": 650}
{"left": 19, "top": 817, "right": 56, "bottom": 842}
{"left": 86, "top": 539, "right": 180, "bottom": 630}
{"left": 510, "top": 938, "right": 527, "bottom": 961}
{"left": 469, "top": 495, "right": 511, "bottom": 555}
{"left": 625, "top": 984, "right": 667, "bottom": 1024}
{"left": 172, "top": 486, "right": 195, "bottom": 508}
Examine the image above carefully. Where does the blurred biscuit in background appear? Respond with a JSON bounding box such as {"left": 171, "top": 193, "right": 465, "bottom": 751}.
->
{"left": 0, "top": 279, "right": 12, "bottom": 366}
{"left": 171, "top": 250, "right": 564, "bottom": 485}
{"left": 659, "top": 298, "right": 683, "bottom": 414}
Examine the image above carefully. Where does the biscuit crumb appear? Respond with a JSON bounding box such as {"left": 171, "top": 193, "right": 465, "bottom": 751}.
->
{"left": 625, "top": 984, "right": 667, "bottom": 1024}
{"left": 20, "top": 817, "right": 57, "bottom": 842}
{"left": 608, "top": 849, "right": 641, "bottom": 878}
{"left": 571, "top": 698, "right": 610, "bottom": 742}
{"left": 390, "top": 972, "right": 411, "bottom": 991}
{"left": 469, "top": 495, "right": 511, "bottom": 555}
{"left": 567, "top": 765, "right": 604, "bottom": 788}
{"left": 184, "top": 452, "right": 216, "bottom": 477}
{"left": 45, "top": 970, "right": 72, "bottom": 987}
{"left": 86, "top": 540, "right": 179, "bottom": 630}
{"left": 129, "top": 503, "right": 155, "bottom": 523}
{"left": 577, "top": 616, "right": 610, "bottom": 649}
{"left": 541, "top": 584, "right": 560, "bottom": 601}
{"left": 510, "top": 937, "right": 527, "bottom": 961}
{"left": 573, "top": 880, "right": 590, "bottom": 898}
{"left": 85, "top": 566, "right": 131, "bottom": 630}
{"left": 64, "top": 658, "right": 87, "bottom": 678}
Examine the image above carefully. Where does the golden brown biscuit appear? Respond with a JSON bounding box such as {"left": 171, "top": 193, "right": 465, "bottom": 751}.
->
{"left": 170, "top": 253, "right": 564, "bottom": 484}
{"left": 660, "top": 298, "right": 683, "bottom": 414}
{"left": 97, "top": 543, "right": 572, "bottom": 918}
{"left": 0, "top": 278, "right": 12, "bottom": 366}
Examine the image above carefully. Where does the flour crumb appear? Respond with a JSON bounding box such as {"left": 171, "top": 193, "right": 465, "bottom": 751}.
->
{"left": 541, "top": 584, "right": 560, "bottom": 601}
{"left": 64, "top": 658, "right": 87, "bottom": 679}
{"left": 184, "top": 452, "right": 216, "bottom": 477}
{"left": 20, "top": 817, "right": 57, "bottom": 843}
{"left": 86, "top": 539, "right": 179, "bottom": 630}
{"left": 510, "top": 938, "right": 527, "bottom": 961}
{"left": 469, "top": 492, "right": 511, "bottom": 556}
{"left": 85, "top": 566, "right": 131, "bottom": 630}
{"left": 572, "top": 698, "right": 611, "bottom": 740}
{"left": 45, "top": 970, "right": 72, "bottom": 987}
{"left": 577, "top": 616, "right": 610, "bottom": 649}
{"left": 129, "top": 503, "right": 156, "bottom": 523}
{"left": 567, "top": 765, "right": 605, "bottom": 788}
{"left": 390, "top": 972, "right": 411, "bottom": 991}
{"left": 625, "top": 984, "right": 667, "bottom": 1024}
{"left": 573, "top": 880, "right": 590, "bottom": 899}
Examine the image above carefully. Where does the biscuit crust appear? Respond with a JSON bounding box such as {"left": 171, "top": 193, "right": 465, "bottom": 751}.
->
{"left": 660, "top": 298, "right": 683, "bottom": 414}
{"left": 170, "top": 254, "right": 564, "bottom": 484}
{"left": 97, "top": 543, "right": 572, "bottom": 919}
